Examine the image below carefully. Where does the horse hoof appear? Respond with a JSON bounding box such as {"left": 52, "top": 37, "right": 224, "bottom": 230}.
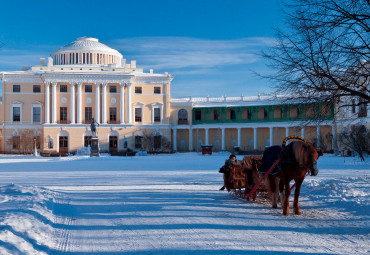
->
{"left": 283, "top": 211, "right": 288, "bottom": 215}
{"left": 294, "top": 210, "right": 301, "bottom": 215}
{"left": 272, "top": 204, "right": 277, "bottom": 209}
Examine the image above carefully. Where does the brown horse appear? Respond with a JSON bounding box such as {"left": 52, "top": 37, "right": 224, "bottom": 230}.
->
{"left": 266, "top": 141, "right": 323, "bottom": 215}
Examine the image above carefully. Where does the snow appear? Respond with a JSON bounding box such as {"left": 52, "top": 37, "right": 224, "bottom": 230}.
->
{"left": 0, "top": 153, "right": 369, "bottom": 254}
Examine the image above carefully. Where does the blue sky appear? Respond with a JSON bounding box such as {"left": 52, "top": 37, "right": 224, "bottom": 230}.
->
{"left": 0, "top": 0, "right": 284, "bottom": 98}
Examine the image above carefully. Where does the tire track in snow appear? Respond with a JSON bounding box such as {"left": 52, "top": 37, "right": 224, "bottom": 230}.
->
{"left": 53, "top": 192, "right": 73, "bottom": 254}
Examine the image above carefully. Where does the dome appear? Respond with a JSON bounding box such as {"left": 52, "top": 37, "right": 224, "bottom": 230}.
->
{"left": 51, "top": 37, "right": 123, "bottom": 66}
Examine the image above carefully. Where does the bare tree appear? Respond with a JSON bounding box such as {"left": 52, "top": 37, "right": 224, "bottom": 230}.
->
{"left": 337, "top": 124, "right": 369, "bottom": 160}
{"left": 141, "top": 131, "right": 171, "bottom": 153}
{"left": 262, "top": 0, "right": 370, "bottom": 109}
{"left": 6, "top": 130, "right": 41, "bottom": 154}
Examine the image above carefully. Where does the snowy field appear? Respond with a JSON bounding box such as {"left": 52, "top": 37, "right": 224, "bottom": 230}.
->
{"left": 0, "top": 153, "right": 369, "bottom": 255}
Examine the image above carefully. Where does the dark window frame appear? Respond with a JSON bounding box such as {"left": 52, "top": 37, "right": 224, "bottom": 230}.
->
{"left": 13, "top": 85, "right": 20, "bottom": 93}
{"left": 195, "top": 110, "right": 202, "bottom": 121}
{"left": 60, "top": 107, "right": 68, "bottom": 123}
{"left": 33, "top": 85, "right": 41, "bottom": 93}
{"left": 85, "top": 107, "right": 92, "bottom": 123}
{"left": 85, "top": 85, "right": 93, "bottom": 93}
{"left": 154, "top": 87, "right": 161, "bottom": 94}
{"left": 109, "top": 107, "right": 117, "bottom": 122}
{"left": 13, "top": 107, "right": 21, "bottom": 122}
{"left": 60, "top": 85, "right": 68, "bottom": 93}
{"left": 109, "top": 85, "right": 117, "bottom": 93}
{"left": 33, "top": 107, "right": 41, "bottom": 123}
{"left": 135, "top": 87, "right": 142, "bottom": 94}
{"left": 135, "top": 108, "right": 142, "bottom": 122}
{"left": 154, "top": 108, "right": 161, "bottom": 122}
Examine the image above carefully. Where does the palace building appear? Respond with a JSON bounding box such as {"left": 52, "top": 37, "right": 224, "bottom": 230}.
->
{"left": 0, "top": 37, "right": 368, "bottom": 154}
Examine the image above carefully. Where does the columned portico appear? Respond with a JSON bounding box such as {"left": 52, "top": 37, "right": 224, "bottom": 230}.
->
{"left": 70, "top": 83, "right": 75, "bottom": 124}
{"left": 77, "top": 82, "right": 82, "bottom": 124}
{"left": 173, "top": 129, "right": 177, "bottom": 151}
{"left": 189, "top": 128, "right": 193, "bottom": 151}
{"left": 253, "top": 128, "right": 257, "bottom": 150}
{"left": 221, "top": 128, "right": 225, "bottom": 151}
{"left": 205, "top": 128, "right": 209, "bottom": 145}
{"left": 102, "top": 83, "right": 107, "bottom": 124}
{"left": 126, "top": 83, "right": 132, "bottom": 124}
{"left": 45, "top": 83, "right": 50, "bottom": 124}
{"left": 120, "top": 83, "right": 125, "bottom": 124}
{"left": 95, "top": 83, "right": 100, "bottom": 123}
{"left": 317, "top": 126, "right": 321, "bottom": 147}
{"left": 51, "top": 82, "right": 57, "bottom": 124}
{"left": 301, "top": 127, "right": 305, "bottom": 139}
{"left": 269, "top": 127, "right": 273, "bottom": 146}
{"left": 237, "top": 127, "right": 241, "bottom": 147}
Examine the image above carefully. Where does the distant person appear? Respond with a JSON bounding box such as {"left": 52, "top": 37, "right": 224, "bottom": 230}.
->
{"left": 219, "top": 154, "right": 240, "bottom": 191}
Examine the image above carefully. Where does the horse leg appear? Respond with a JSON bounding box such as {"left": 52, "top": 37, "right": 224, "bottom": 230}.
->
{"left": 283, "top": 177, "right": 291, "bottom": 215}
{"left": 293, "top": 178, "right": 304, "bottom": 215}
{"left": 279, "top": 177, "right": 284, "bottom": 206}
{"left": 268, "top": 175, "right": 278, "bottom": 208}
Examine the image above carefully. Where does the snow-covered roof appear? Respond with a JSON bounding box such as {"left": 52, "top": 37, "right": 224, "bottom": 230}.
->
{"left": 51, "top": 37, "right": 122, "bottom": 57}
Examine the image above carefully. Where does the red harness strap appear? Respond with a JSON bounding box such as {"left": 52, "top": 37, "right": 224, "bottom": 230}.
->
{"left": 246, "top": 158, "right": 281, "bottom": 200}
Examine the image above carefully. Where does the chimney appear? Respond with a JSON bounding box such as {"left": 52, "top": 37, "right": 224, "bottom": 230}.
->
{"left": 130, "top": 60, "right": 136, "bottom": 68}
{"left": 40, "top": 58, "right": 45, "bottom": 66}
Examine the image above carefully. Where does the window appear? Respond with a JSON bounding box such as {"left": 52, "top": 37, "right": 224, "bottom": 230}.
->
{"left": 12, "top": 136, "right": 20, "bottom": 150}
{"left": 109, "top": 107, "right": 117, "bottom": 122}
{"left": 60, "top": 85, "right": 68, "bottom": 92}
{"left": 109, "top": 86, "right": 117, "bottom": 93}
{"left": 59, "top": 136, "right": 68, "bottom": 148}
{"left": 264, "top": 108, "right": 268, "bottom": 119}
{"left": 154, "top": 136, "right": 161, "bottom": 149}
{"left": 13, "top": 85, "right": 20, "bottom": 93}
{"left": 85, "top": 107, "right": 92, "bottom": 123}
{"left": 195, "top": 110, "right": 202, "bottom": 121}
{"left": 230, "top": 109, "right": 236, "bottom": 120}
{"left": 135, "top": 108, "right": 142, "bottom": 122}
{"left": 154, "top": 87, "right": 161, "bottom": 94}
{"left": 13, "top": 107, "right": 21, "bottom": 122}
{"left": 33, "top": 85, "right": 41, "bottom": 93}
{"left": 84, "top": 136, "right": 92, "bottom": 147}
{"left": 154, "top": 108, "right": 161, "bottom": 122}
{"left": 135, "top": 136, "right": 143, "bottom": 149}
{"left": 33, "top": 107, "right": 41, "bottom": 123}
{"left": 178, "top": 109, "right": 188, "bottom": 120}
{"left": 85, "top": 85, "right": 92, "bottom": 93}
{"left": 60, "top": 107, "right": 68, "bottom": 123}
{"left": 213, "top": 110, "right": 219, "bottom": 120}
{"left": 135, "top": 87, "right": 142, "bottom": 94}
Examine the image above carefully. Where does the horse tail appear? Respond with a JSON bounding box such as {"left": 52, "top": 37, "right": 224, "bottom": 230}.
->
{"left": 281, "top": 136, "right": 308, "bottom": 151}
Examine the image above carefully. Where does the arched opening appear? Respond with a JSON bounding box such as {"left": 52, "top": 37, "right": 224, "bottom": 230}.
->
{"left": 274, "top": 107, "right": 283, "bottom": 119}
{"left": 227, "top": 109, "right": 236, "bottom": 120}
{"left": 242, "top": 108, "right": 251, "bottom": 120}
{"left": 134, "top": 131, "right": 143, "bottom": 150}
{"left": 211, "top": 109, "right": 220, "bottom": 121}
{"left": 84, "top": 131, "right": 93, "bottom": 147}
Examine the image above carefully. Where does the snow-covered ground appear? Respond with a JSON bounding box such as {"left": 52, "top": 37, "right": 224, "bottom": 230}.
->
{"left": 0, "top": 153, "right": 368, "bottom": 255}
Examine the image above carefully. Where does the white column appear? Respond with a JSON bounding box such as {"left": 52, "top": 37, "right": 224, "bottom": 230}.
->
{"left": 189, "top": 128, "right": 193, "bottom": 152}
{"left": 70, "top": 83, "right": 75, "bottom": 124}
{"left": 317, "top": 126, "right": 321, "bottom": 147}
{"left": 51, "top": 83, "right": 57, "bottom": 124}
{"left": 269, "top": 127, "right": 273, "bottom": 146}
{"left": 77, "top": 83, "right": 82, "bottom": 124}
{"left": 95, "top": 84, "right": 100, "bottom": 123}
{"left": 237, "top": 127, "right": 241, "bottom": 147}
{"left": 285, "top": 127, "right": 289, "bottom": 137}
{"left": 253, "top": 127, "right": 257, "bottom": 150}
{"left": 205, "top": 128, "right": 209, "bottom": 145}
{"left": 102, "top": 83, "right": 107, "bottom": 124}
{"left": 120, "top": 83, "right": 125, "bottom": 124}
{"left": 221, "top": 128, "right": 225, "bottom": 151}
{"left": 173, "top": 129, "right": 177, "bottom": 152}
{"left": 126, "top": 83, "right": 132, "bottom": 124}
{"left": 45, "top": 83, "right": 50, "bottom": 124}
{"left": 301, "top": 126, "right": 305, "bottom": 139}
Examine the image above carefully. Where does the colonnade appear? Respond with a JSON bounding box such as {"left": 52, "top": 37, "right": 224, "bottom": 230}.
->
{"left": 172, "top": 125, "right": 335, "bottom": 152}
{"left": 44, "top": 82, "right": 132, "bottom": 125}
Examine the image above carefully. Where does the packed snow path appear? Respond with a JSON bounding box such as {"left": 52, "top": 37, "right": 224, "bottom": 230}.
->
{"left": 0, "top": 153, "right": 369, "bottom": 254}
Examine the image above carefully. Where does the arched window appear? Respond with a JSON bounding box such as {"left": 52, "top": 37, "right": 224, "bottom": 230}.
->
{"left": 178, "top": 109, "right": 188, "bottom": 124}
{"left": 212, "top": 109, "right": 219, "bottom": 121}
